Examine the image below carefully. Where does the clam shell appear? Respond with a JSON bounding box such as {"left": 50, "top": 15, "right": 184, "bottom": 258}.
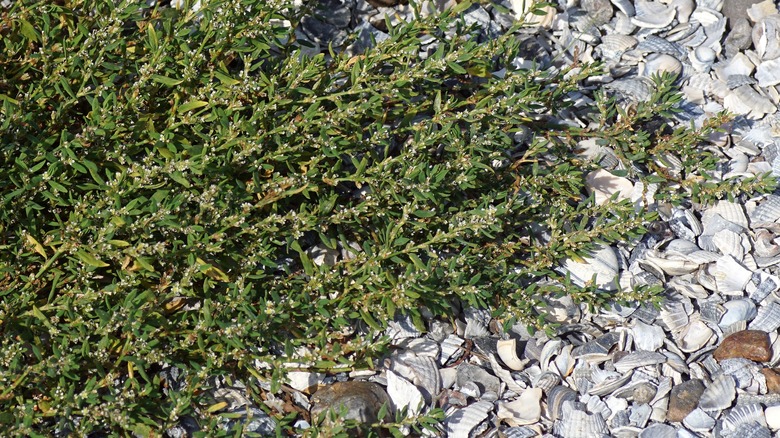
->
{"left": 683, "top": 408, "right": 716, "bottom": 431}
{"left": 630, "top": 403, "right": 653, "bottom": 428}
{"left": 748, "top": 301, "right": 780, "bottom": 332}
{"left": 698, "top": 374, "right": 736, "bottom": 411}
{"left": 755, "top": 59, "right": 780, "bottom": 88}
{"left": 719, "top": 299, "right": 758, "bottom": 328}
{"left": 669, "top": 208, "right": 702, "bottom": 241}
{"left": 561, "top": 244, "right": 619, "bottom": 290}
{"left": 614, "top": 351, "right": 667, "bottom": 373}
{"left": 726, "top": 73, "right": 757, "bottom": 89}
{"left": 753, "top": 15, "right": 780, "bottom": 60}
{"left": 488, "top": 355, "right": 527, "bottom": 393}
{"left": 497, "top": 338, "right": 528, "bottom": 371}
{"left": 548, "top": 385, "right": 578, "bottom": 421}
{"left": 714, "top": 255, "right": 753, "bottom": 295}
{"left": 660, "top": 301, "right": 690, "bottom": 332}
{"left": 497, "top": 388, "right": 543, "bottom": 427}
{"left": 690, "top": 46, "right": 716, "bottom": 72}
{"left": 712, "top": 229, "right": 745, "bottom": 259}
{"left": 444, "top": 400, "right": 494, "bottom": 438}
{"left": 640, "top": 53, "right": 684, "bottom": 78}
{"left": 747, "top": 0, "right": 778, "bottom": 22}
{"left": 677, "top": 318, "right": 715, "bottom": 352}
{"left": 585, "top": 169, "right": 635, "bottom": 205}
{"left": 632, "top": 0, "right": 676, "bottom": 28}
{"left": 610, "top": 0, "right": 634, "bottom": 16}
{"left": 403, "top": 355, "right": 442, "bottom": 401}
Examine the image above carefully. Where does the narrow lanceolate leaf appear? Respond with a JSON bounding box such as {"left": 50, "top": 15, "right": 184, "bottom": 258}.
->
{"left": 26, "top": 235, "right": 47, "bottom": 258}
{"left": 178, "top": 100, "right": 209, "bottom": 113}
{"left": 75, "top": 250, "right": 110, "bottom": 268}
{"left": 152, "top": 75, "right": 184, "bottom": 86}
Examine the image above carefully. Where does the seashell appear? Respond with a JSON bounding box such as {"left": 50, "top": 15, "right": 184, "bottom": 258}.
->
{"left": 756, "top": 59, "right": 780, "bottom": 88}
{"left": 719, "top": 358, "right": 761, "bottom": 389}
{"left": 731, "top": 422, "right": 773, "bottom": 438}
{"left": 672, "top": 0, "right": 695, "bottom": 23}
{"left": 387, "top": 370, "right": 425, "bottom": 417}
{"left": 599, "top": 34, "right": 638, "bottom": 59}
{"left": 700, "top": 299, "right": 726, "bottom": 325}
{"left": 766, "top": 405, "right": 780, "bottom": 431}
{"left": 632, "top": 0, "right": 676, "bottom": 28}
{"left": 660, "top": 301, "right": 690, "bottom": 332}
{"left": 533, "top": 371, "right": 561, "bottom": 393}
{"left": 403, "top": 355, "right": 442, "bottom": 401}
{"left": 641, "top": 253, "right": 699, "bottom": 276}
{"left": 719, "top": 299, "right": 758, "bottom": 328}
{"left": 554, "top": 344, "right": 576, "bottom": 377}
{"left": 753, "top": 15, "right": 780, "bottom": 60}
{"left": 681, "top": 25, "right": 708, "bottom": 48}
{"left": 751, "top": 195, "right": 780, "bottom": 224}
{"left": 748, "top": 301, "right": 780, "bottom": 332}
{"left": 439, "top": 334, "right": 465, "bottom": 366}
{"left": 639, "top": 423, "right": 676, "bottom": 438}
{"left": 552, "top": 404, "right": 609, "bottom": 437}
{"left": 640, "top": 53, "right": 683, "bottom": 78}
{"left": 750, "top": 272, "right": 780, "bottom": 302}
{"left": 722, "top": 403, "right": 766, "bottom": 432}
{"left": 501, "top": 427, "right": 539, "bottom": 438}
{"left": 444, "top": 400, "right": 494, "bottom": 438}
{"left": 631, "top": 320, "right": 665, "bottom": 351}
{"left": 712, "top": 229, "right": 745, "bottom": 259}
{"left": 683, "top": 408, "right": 716, "bottom": 431}
{"left": 689, "top": 46, "right": 716, "bottom": 72}
{"left": 726, "top": 74, "right": 757, "bottom": 89}
{"left": 714, "top": 255, "right": 753, "bottom": 295}
{"left": 629, "top": 403, "right": 653, "bottom": 428}
{"left": 677, "top": 318, "right": 715, "bottom": 352}
{"left": 585, "top": 169, "right": 635, "bottom": 205}
{"left": 636, "top": 35, "right": 687, "bottom": 59}
{"left": 497, "top": 388, "right": 543, "bottom": 427}
{"left": 724, "top": 85, "right": 778, "bottom": 119}
{"left": 497, "top": 338, "right": 528, "bottom": 371}
{"left": 610, "top": 0, "right": 634, "bottom": 16}
{"left": 614, "top": 351, "right": 667, "bottom": 373}
{"left": 698, "top": 374, "right": 736, "bottom": 411}
{"left": 669, "top": 208, "right": 702, "bottom": 241}
{"left": 547, "top": 385, "right": 578, "bottom": 421}
{"left": 561, "top": 244, "right": 619, "bottom": 290}
{"left": 488, "top": 355, "right": 526, "bottom": 393}
{"left": 605, "top": 76, "right": 655, "bottom": 101}
{"left": 668, "top": 276, "right": 709, "bottom": 299}
{"left": 708, "top": 201, "right": 750, "bottom": 229}
{"left": 747, "top": 0, "right": 779, "bottom": 22}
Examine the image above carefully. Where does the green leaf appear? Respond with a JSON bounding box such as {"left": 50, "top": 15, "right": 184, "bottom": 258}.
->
{"left": 178, "top": 100, "right": 209, "bottom": 113}
{"left": 20, "top": 19, "right": 39, "bottom": 42}
{"left": 75, "top": 250, "right": 110, "bottom": 268}
{"left": 447, "top": 61, "right": 467, "bottom": 74}
{"left": 214, "top": 70, "right": 240, "bottom": 86}
{"left": 152, "top": 75, "right": 184, "bottom": 86}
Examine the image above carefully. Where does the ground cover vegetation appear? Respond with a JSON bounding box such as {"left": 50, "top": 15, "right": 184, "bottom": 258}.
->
{"left": 0, "top": 0, "right": 776, "bottom": 435}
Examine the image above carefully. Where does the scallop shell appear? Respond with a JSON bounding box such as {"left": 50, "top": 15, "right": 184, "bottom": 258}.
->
{"left": 731, "top": 422, "right": 773, "bottom": 438}
{"left": 677, "top": 318, "right": 715, "bottom": 352}
{"left": 501, "top": 427, "right": 539, "bottom": 438}
{"left": 708, "top": 201, "right": 750, "bottom": 229}
{"left": 698, "top": 374, "right": 736, "bottom": 411}
{"left": 387, "top": 370, "right": 425, "bottom": 417}
{"left": 605, "top": 77, "right": 655, "bottom": 101}
{"left": 724, "top": 85, "right": 777, "bottom": 119}
{"left": 660, "top": 301, "right": 690, "bottom": 332}
{"left": 751, "top": 195, "right": 780, "bottom": 224}
{"left": 636, "top": 35, "right": 687, "bottom": 58}
{"left": 444, "top": 400, "right": 494, "bottom": 438}
{"left": 748, "top": 301, "right": 780, "bottom": 332}
{"left": 403, "top": 355, "right": 442, "bottom": 401}
{"left": 599, "top": 34, "right": 638, "bottom": 59}
{"left": 552, "top": 405, "right": 609, "bottom": 437}
{"left": 533, "top": 371, "right": 561, "bottom": 393}
{"left": 439, "top": 334, "right": 465, "bottom": 366}
{"left": 640, "top": 53, "right": 683, "bottom": 78}
{"left": 719, "top": 299, "right": 758, "bottom": 328}
{"left": 755, "top": 59, "right": 780, "bottom": 88}
{"left": 497, "top": 388, "right": 543, "bottom": 427}
{"left": 632, "top": 0, "right": 676, "bottom": 28}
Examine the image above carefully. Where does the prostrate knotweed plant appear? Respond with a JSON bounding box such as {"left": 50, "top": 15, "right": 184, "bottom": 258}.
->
{"left": 0, "top": 0, "right": 774, "bottom": 434}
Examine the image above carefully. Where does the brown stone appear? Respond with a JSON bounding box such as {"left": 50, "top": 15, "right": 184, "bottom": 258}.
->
{"left": 310, "top": 381, "right": 391, "bottom": 424}
{"left": 713, "top": 330, "right": 772, "bottom": 363}
{"left": 667, "top": 379, "right": 706, "bottom": 423}
{"left": 761, "top": 368, "right": 780, "bottom": 394}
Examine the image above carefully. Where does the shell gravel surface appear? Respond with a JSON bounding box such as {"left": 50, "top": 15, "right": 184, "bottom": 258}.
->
{"left": 158, "top": 0, "right": 780, "bottom": 436}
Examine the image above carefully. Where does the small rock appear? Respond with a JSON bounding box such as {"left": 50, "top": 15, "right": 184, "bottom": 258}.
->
{"left": 721, "top": 0, "right": 763, "bottom": 23}
{"left": 713, "top": 330, "right": 772, "bottom": 362}
{"left": 456, "top": 363, "right": 501, "bottom": 396}
{"left": 667, "top": 379, "right": 706, "bottom": 422}
{"left": 760, "top": 368, "right": 780, "bottom": 394}
{"left": 310, "top": 381, "right": 391, "bottom": 424}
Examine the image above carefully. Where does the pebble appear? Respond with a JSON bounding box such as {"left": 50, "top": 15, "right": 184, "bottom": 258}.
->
{"left": 667, "top": 379, "right": 706, "bottom": 422}
{"left": 713, "top": 330, "right": 773, "bottom": 362}
{"left": 309, "top": 381, "right": 391, "bottom": 424}
{"left": 760, "top": 367, "right": 780, "bottom": 394}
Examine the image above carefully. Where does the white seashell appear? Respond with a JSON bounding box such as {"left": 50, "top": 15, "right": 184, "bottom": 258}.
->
{"left": 599, "top": 34, "right": 638, "bottom": 59}
{"left": 439, "top": 334, "right": 465, "bottom": 365}
{"left": 614, "top": 351, "right": 667, "bottom": 373}
{"left": 712, "top": 229, "right": 744, "bottom": 259}
{"left": 611, "top": 0, "right": 635, "bottom": 16}
{"left": 672, "top": 0, "right": 695, "bottom": 23}
{"left": 497, "top": 388, "right": 543, "bottom": 426}
{"left": 751, "top": 195, "right": 780, "bottom": 223}
{"left": 387, "top": 370, "right": 425, "bottom": 417}
{"left": 561, "top": 244, "right": 619, "bottom": 290}
{"left": 548, "top": 385, "right": 578, "bottom": 421}
{"left": 677, "top": 318, "right": 715, "bottom": 352}
{"left": 747, "top": 0, "right": 779, "bottom": 22}
{"left": 724, "top": 85, "right": 778, "bottom": 119}
{"left": 641, "top": 253, "right": 700, "bottom": 276}
{"left": 589, "top": 369, "right": 634, "bottom": 396}
{"left": 683, "top": 408, "right": 716, "bottom": 431}
{"left": 639, "top": 53, "right": 683, "bottom": 78}
{"left": 714, "top": 255, "right": 753, "bottom": 295}
{"left": 497, "top": 338, "right": 528, "bottom": 371}
{"left": 709, "top": 200, "right": 750, "bottom": 229}
{"left": 766, "top": 405, "right": 780, "bottom": 431}
{"left": 632, "top": 0, "right": 676, "bottom": 28}
{"left": 286, "top": 371, "right": 325, "bottom": 392}
{"left": 552, "top": 404, "right": 609, "bottom": 437}
{"left": 722, "top": 403, "right": 767, "bottom": 432}
{"left": 605, "top": 76, "right": 655, "bottom": 101}
{"left": 719, "top": 299, "right": 758, "bottom": 328}
{"left": 748, "top": 301, "right": 780, "bottom": 332}
{"left": 660, "top": 301, "right": 690, "bottom": 332}
{"left": 585, "top": 169, "right": 635, "bottom": 205}
{"left": 636, "top": 35, "right": 686, "bottom": 58}
{"left": 756, "top": 58, "right": 780, "bottom": 88}
{"left": 698, "top": 374, "right": 736, "bottom": 411}
{"left": 753, "top": 15, "right": 780, "bottom": 60}
{"left": 715, "top": 53, "right": 756, "bottom": 80}
{"left": 489, "top": 355, "right": 527, "bottom": 393}
{"left": 668, "top": 276, "right": 709, "bottom": 299}
{"left": 403, "top": 355, "right": 442, "bottom": 401}
{"left": 533, "top": 371, "right": 561, "bottom": 393}
{"left": 631, "top": 320, "right": 666, "bottom": 351}
{"left": 444, "top": 400, "right": 494, "bottom": 438}
{"left": 689, "top": 46, "right": 716, "bottom": 72}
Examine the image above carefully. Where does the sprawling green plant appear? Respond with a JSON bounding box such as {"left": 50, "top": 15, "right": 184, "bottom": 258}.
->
{"left": 0, "top": 0, "right": 774, "bottom": 434}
